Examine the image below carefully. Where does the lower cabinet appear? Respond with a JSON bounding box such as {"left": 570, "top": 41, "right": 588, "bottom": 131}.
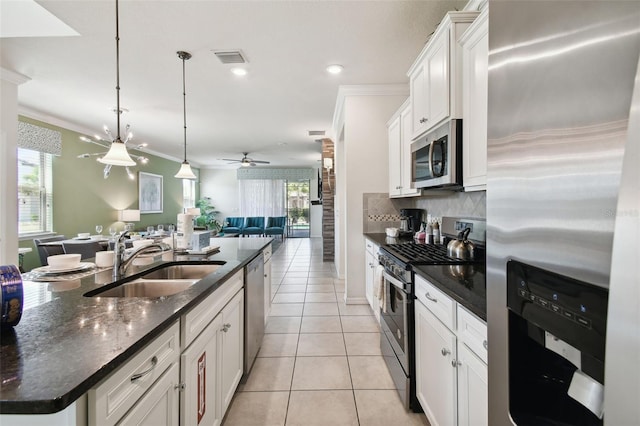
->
{"left": 88, "top": 322, "right": 181, "bottom": 426}
{"left": 456, "top": 344, "right": 488, "bottom": 426}
{"left": 118, "top": 363, "right": 180, "bottom": 426}
{"left": 414, "top": 274, "right": 488, "bottom": 426}
{"left": 364, "top": 238, "right": 380, "bottom": 321}
{"left": 181, "top": 314, "right": 222, "bottom": 426}
{"left": 415, "top": 300, "right": 458, "bottom": 426}
{"left": 181, "top": 289, "right": 244, "bottom": 426}
{"left": 219, "top": 290, "right": 244, "bottom": 415}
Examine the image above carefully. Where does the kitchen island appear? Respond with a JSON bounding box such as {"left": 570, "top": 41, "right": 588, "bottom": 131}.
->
{"left": 0, "top": 237, "right": 272, "bottom": 420}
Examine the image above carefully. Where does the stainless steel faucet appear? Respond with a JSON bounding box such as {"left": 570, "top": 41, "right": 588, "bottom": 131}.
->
{"left": 113, "top": 231, "right": 171, "bottom": 279}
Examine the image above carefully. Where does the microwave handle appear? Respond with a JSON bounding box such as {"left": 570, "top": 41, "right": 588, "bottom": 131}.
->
{"left": 428, "top": 140, "right": 436, "bottom": 178}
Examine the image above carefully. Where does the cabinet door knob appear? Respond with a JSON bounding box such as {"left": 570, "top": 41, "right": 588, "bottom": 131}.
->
{"left": 452, "top": 359, "right": 462, "bottom": 368}
{"left": 425, "top": 292, "right": 438, "bottom": 303}
{"left": 174, "top": 382, "right": 186, "bottom": 391}
{"left": 419, "top": 117, "right": 428, "bottom": 124}
{"left": 441, "top": 348, "right": 451, "bottom": 356}
{"left": 483, "top": 340, "right": 488, "bottom": 350}
{"left": 130, "top": 356, "right": 157, "bottom": 382}
{"left": 222, "top": 323, "right": 231, "bottom": 332}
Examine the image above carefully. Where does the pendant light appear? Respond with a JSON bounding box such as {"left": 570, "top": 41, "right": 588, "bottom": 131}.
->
{"left": 175, "top": 51, "right": 197, "bottom": 180}
{"left": 98, "top": 0, "right": 136, "bottom": 167}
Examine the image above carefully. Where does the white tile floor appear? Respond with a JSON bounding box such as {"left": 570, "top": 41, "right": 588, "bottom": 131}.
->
{"left": 223, "top": 238, "right": 429, "bottom": 426}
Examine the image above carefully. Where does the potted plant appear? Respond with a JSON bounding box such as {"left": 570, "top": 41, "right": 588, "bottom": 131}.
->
{"left": 194, "top": 197, "right": 221, "bottom": 233}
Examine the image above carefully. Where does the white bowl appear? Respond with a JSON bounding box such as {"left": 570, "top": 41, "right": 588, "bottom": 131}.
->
{"left": 132, "top": 239, "right": 154, "bottom": 249}
{"left": 47, "top": 254, "right": 82, "bottom": 270}
{"left": 77, "top": 233, "right": 90, "bottom": 239}
{"left": 386, "top": 227, "right": 400, "bottom": 238}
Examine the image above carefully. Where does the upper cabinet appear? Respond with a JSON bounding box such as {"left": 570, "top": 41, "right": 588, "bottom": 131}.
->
{"left": 460, "top": 8, "right": 488, "bottom": 192}
{"left": 388, "top": 100, "right": 420, "bottom": 198}
{"left": 408, "top": 11, "right": 479, "bottom": 140}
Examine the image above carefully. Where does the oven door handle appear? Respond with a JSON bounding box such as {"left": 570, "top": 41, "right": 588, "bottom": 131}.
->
{"left": 383, "top": 271, "right": 407, "bottom": 290}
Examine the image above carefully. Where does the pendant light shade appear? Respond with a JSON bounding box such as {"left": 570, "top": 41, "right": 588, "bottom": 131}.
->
{"left": 99, "top": 0, "right": 136, "bottom": 167}
{"left": 98, "top": 139, "right": 136, "bottom": 166}
{"left": 175, "top": 50, "right": 197, "bottom": 180}
{"left": 175, "top": 161, "right": 197, "bottom": 179}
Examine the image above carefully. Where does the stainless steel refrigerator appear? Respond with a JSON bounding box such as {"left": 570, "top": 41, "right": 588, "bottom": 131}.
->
{"left": 486, "top": 1, "right": 640, "bottom": 425}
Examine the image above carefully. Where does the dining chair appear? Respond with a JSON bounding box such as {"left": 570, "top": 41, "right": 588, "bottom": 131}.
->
{"left": 34, "top": 235, "right": 67, "bottom": 266}
{"left": 221, "top": 217, "right": 245, "bottom": 235}
{"left": 264, "top": 216, "right": 287, "bottom": 240}
{"left": 62, "top": 240, "right": 105, "bottom": 260}
{"left": 242, "top": 217, "right": 265, "bottom": 237}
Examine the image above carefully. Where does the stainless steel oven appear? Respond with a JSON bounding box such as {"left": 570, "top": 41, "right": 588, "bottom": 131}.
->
{"left": 379, "top": 266, "right": 417, "bottom": 411}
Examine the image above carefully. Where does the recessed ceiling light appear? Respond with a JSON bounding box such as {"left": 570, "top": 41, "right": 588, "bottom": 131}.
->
{"left": 231, "top": 68, "right": 247, "bottom": 76}
{"left": 326, "top": 64, "right": 343, "bottom": 75}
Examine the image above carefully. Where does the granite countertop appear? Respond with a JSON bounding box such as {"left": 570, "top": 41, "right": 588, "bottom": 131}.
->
{"left": 412, "top": 264, "right": 487, "bottom": 321}
{"left": 0, "top": 237, "right": 273, "bottom": 415}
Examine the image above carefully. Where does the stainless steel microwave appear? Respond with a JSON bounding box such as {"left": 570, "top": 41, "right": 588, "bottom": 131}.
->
{"left": 411, "top": 119, "right": 463, "bottom": 190}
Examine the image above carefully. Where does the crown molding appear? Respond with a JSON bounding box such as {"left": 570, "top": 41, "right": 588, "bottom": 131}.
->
{"left": 1, "top": 68, "right": 31, "bottom": 85}
{"left": 331, "top": 84, "right": 409, "bottom": 140}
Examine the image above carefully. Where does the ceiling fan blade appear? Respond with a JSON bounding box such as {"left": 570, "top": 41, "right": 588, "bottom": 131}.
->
{"left": 251, "top": 160, "right": 270, "bottom": 164}
{"left": 221, "top": 159, "right": 241, "bottom": 162}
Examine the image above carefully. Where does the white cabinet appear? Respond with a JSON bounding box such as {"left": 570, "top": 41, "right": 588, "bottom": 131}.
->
{"left": 415, "top": 300, "right": 458, "bottom": 426}
{"left": 181, "top": 288, "right": 244, "bottom": 426}
{"left": 219, "top": 290, "right": 244, "bottom": 415}
{"left": 88, "top": 322, "right": 181, "bottom": 426}
{"left": 456, "top": 344, "right": 488, "bottom": 426}
{"left": 388, "top": 101, "right": 420, "bottom": 198}
{"left": 425, "top": 31, "right": 450, "bottom": 130}
{"left": 119, "top": 363, "right": 180, "bottom": 426}
{"left": 414, "top": 273, "right": 488, "bottom": 426}
{"left": 181, "top": 313, "right": 222, "bottom": 426}
{"left": 263, "top": 244, "right": 272, "bottom": 324}
{"left": 388, "top": 114, "right": 402, "bottom": 197}
{"left": 407, "top": 11, "right": 479, "bottom": 140}
{"left": 460, "top": 8, "right": 488, "bottom": 191}
{"left": 364, "top": 238, "right": 380, "bottom": 321}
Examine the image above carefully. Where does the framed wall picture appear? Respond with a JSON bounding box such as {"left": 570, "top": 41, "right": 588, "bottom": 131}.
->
{"left": 139, "top": 172, "right": 163, "bottom": 214}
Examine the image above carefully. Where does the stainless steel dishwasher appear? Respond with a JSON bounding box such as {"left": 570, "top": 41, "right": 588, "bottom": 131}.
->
{"left": 243, "top": 253, "right": 264, "bottom": 377}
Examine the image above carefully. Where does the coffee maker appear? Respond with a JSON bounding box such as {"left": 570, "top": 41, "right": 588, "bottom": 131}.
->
{"left": 399, "top": 208, "right": 423, "bottom": 236}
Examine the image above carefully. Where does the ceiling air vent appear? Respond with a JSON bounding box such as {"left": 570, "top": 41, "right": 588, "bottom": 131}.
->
{"left": 213, "top": 50, "right": 247, "bottom": 64}
{"left": 308, "top": 130, "right": 325, "bottom": 137}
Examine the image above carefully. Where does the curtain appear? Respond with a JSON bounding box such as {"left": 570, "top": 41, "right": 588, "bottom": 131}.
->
{"left": 239, "top": 179, "right": 286, "bottom": 217}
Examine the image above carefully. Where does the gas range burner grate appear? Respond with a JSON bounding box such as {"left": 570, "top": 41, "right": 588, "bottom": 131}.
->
{"left": 383, "top": 243, "right": 481, "bottom": 265}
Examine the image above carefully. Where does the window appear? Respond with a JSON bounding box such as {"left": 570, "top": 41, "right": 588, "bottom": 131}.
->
{"left": 18, "top": 148, "right": 53, "bottom": 236}
{"left": 183, "top": 179, "right": 196, "bottom": 208}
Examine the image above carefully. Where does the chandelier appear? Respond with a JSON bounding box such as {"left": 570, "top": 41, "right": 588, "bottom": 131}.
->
{"left": 78, "top": 0, "right": 147, "bottom": 179}
{"left": 78, "top": 116, "right": 149, "bottom": 179}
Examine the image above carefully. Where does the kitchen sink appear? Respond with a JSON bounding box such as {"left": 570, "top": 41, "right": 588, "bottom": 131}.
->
{"left": 92, "top": 279, "right": 198, "bottom": 298}
{"left": 85, "top": 261, "right": 226, "bottom": 298}
{"left": 141, "top": 263, "right": 223, "bottom": 280}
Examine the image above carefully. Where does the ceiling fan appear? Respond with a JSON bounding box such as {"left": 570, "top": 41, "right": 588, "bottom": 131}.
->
{"left": 222, "top": 152, "right": 270, "bottom": 167}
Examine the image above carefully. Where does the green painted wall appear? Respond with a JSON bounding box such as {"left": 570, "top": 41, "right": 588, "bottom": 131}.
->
{"left": 18, "top": 116, "right": 199, "bottom": 271}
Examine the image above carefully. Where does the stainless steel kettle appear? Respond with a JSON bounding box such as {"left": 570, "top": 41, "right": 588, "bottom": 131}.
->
{"left": 447, "top": 227, "right": 475, "bottom": 260}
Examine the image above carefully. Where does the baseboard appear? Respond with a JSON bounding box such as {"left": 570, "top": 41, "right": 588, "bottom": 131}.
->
{"left": 344, "top": 296, "right": 369, "bottom": 305}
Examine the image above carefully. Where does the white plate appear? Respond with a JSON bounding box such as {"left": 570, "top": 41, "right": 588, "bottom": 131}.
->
{"left": 32, "top": 262, "right": 95, "bottom": 275}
